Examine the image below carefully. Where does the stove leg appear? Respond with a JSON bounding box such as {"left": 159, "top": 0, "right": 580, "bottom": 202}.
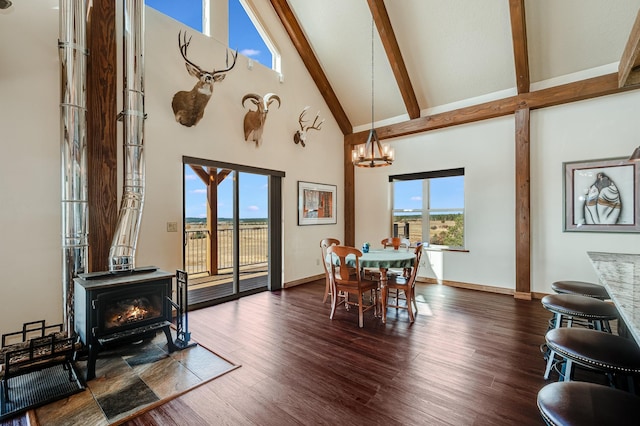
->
{"left": 162, "top": 326, "right": 179, "bottom": 353}
{"left": 86, "top": 345, "right": 97, "bottom": 381}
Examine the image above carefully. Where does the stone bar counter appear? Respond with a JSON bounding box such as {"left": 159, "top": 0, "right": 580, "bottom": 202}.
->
{"left": 588, "top": 252, "right": 640, "bottom": 344}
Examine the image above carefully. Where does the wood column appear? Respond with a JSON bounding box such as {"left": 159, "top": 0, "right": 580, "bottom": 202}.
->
{"left": 514, "top": 107, "right": 531, "bottom": 300}
{"left": 344, "top": 141, "right": 355, "bottom": 246}
{"left": 86, "top": 0, "right": 118, "bottom": 272}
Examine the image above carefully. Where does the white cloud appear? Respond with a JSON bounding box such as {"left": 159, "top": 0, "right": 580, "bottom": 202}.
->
{"left": 241, "top": 48, "right": 260, "bottom": 58}
{"left": 411, "top": 196, "right": 422, "bottom": 201}
{"left": 185, "top": 173, "right": 196, "bottom": 180}
{"left": 247, "top": 205, "right": 259, "bottom": 211}
{"left": 192, "top": 189, "right": 207, "bottom": 194}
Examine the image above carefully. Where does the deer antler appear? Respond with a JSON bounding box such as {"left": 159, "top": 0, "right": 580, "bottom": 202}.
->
{"left": 298, "top": 106, "right": 310, "bottom": 131}
{"left": 178, "top": 30, "right": 238, "bottom": 75}
{"left": 298, "top": 106, "right": 324, "bottom": 131}
{"left": 177, "top": 30, "right": 202, "bottom": 73}
{"left": 307, "top": 112, "right": 324, "bottom": 131}
{"left": 213, "top": 48, "right": 238, "bottom": 76}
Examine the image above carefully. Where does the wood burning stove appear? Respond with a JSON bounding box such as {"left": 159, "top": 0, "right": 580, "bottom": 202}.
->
{"left": 74, "top": 267, "right": 177, "bottom": 380}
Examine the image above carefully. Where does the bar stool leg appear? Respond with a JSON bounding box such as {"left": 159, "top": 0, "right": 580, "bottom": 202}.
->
{"left": 544, "top": 313, "right": 562, "bottom": 380}
{"left": 562, "top": 359, "right": 573, "bottom": 382}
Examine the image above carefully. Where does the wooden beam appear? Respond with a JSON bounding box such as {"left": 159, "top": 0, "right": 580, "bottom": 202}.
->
{"left": 521, "top": 73, "right": 631, "bottom": 109}
{"left": 367, "top": 0, "right": 420, "bottom": 119}
{"left": 619, "top": 9, "right": 640, "bottom": 87}
{"left": 216, "top": 169, "right": 232, "bottom": 185}
{"left": 514, "top": 107, "right": 531, "bottom": 298}
{"left": 345, "top": 96, "right": 520, "bottom": 145}
{"left": 87, "top": 0, "right": 117, "bottom": 272}
{"left": 269, "top": 0, "right": 352, "bottom": 135}
{"left": 189, "top": 165, "right": 211, "bottom": 184}
{"left": 508, "top": 0, "right": 530, "bottom": 94}
{"left": 344, "top": 142, "right": 355, "bottom": 247}
{"left": 345, "top": 72, "right": 639, "bottom": 146}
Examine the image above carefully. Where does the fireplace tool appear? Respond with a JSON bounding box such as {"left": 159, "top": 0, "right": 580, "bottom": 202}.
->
{"left": 171, "top": 270, "right": 196, "bottom": 350}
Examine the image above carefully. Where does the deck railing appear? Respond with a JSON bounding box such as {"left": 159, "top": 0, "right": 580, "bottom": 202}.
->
{"left": 185, "top": 225, "right": 268, "bottom": 275}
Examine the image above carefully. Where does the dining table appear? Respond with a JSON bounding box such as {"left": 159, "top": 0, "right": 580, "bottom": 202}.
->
{"left": 344, "top": 248, "right": 417, "bottom": 323}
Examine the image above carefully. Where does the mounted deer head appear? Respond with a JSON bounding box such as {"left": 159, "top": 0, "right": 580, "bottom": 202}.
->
{"left": 242, "top": 93, "right": 281, "bottom": 146}
{"left": 171, "top": 30, "right": 238, "bottom": 127}
{"left": 293, "top": 106, "right": 324, "bottom": 147}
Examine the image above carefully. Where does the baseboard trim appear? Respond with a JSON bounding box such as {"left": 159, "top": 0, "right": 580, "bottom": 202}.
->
{"left": 418, "top": 277, "right": 515, "bottom": 296}
{"left": 284, "top": 274, "right": 324, "bottom": 288}
{"left": 514, "top": 291, "right": 532, "bottom": 301}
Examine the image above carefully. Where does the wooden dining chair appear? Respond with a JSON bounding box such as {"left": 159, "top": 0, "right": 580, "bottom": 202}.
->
{"left": 385, "top": 242, "right": 423, "bottom": 322}
{"left": 320, "top": 238, "right": 340, "bottom": 303}
{"left": 379, "top": 237, "right": 412, "bottom": 281}
{"left": 381, "top": 237, "right": 411, "bottom": 250}
{"left": 327, "top": 245, "right": 379, "bottom": 328}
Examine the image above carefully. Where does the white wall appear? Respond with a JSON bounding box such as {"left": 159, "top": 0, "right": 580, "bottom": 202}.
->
{"left": 531, "top": 91, "right": 640, "bottom": 294}
{"left": 0, "top": 2, "right": 345, "bottom": 333}
{"left": 354, "top": 90, "right": 640, "bottom": 295}
{"left": 354, "top": 116, "right": 517, "bottom": 290}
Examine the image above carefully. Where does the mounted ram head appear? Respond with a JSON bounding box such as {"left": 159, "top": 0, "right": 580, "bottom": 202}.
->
{"left": 242, "top": 93, "right": 281, "bottom": 146}
{"left": 172, "top": 31, "right": 238, "bottom": 127}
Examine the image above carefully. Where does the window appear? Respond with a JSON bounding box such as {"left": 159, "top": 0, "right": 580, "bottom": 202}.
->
{"left": 146, "top": 0, "right": 203, "bottom": 32}
{"left": 146, "top": 0, "right": 279, "bottom": 71}
{"left": 229, "top": 0, "right": 275, "bottom": 70}
{"left": 390, "top": 168, "right": 465, "bottom": 249}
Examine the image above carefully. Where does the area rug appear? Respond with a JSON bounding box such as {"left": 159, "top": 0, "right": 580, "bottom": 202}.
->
{"left": 31, "top": 333, "right": 240, "bottom": 425}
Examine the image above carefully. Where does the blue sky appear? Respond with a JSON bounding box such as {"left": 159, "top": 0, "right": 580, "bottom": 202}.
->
{"left": 394, "top": 176, "right": 464, "bottom": 212}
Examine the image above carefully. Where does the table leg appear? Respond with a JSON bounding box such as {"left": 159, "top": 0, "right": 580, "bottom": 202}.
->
{"left": 379, "top": 267, "right": 388, "bottom": 323}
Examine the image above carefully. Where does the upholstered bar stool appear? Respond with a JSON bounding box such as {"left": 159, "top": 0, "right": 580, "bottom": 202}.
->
{"left": 551, "top": 280, "right": 609, "bottom": 300}
{"left": 542, "top": 294, "right": 617, "bottom": 332}
{"left": 537, "top": 381, "right": 640, "bottom": 426}
{"left": 545, "top": 328, "right": 640, "bottom": 390}
{"left": 541, "top": 294, "right": 618, "bottom": 379}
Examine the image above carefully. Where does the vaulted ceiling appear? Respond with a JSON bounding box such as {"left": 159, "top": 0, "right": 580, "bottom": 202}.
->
{"left": 270, "top": 0, "right": 640, "bottom": 136}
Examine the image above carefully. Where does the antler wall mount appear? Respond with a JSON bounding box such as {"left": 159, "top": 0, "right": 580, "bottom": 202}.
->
{"left": 171, "top": 30, "right": 238, "bottom": 127}
{"left": 293, "top": 106, "right": 324, "bottom": 147}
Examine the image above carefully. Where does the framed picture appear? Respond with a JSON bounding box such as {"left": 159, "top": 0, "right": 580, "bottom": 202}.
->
{"left": 298, "top": 181, "right": 337, "bottom": 225}
{"left": 563, "top": 157, "right": 640, "bottom": 232}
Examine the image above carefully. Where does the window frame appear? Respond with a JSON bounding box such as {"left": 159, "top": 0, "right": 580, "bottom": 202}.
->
{"left": 390, "top": 168, "right": 465, "bottom": 250}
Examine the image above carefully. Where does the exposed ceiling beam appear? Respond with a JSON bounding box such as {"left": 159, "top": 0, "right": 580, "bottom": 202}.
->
{"left": 367, "top": 0, "right": 420, "bottom": 119}
{"left": 508, "top": 0, "right": 530, "bottom": 94}
{"left": 345, "top": 73, "right": 639, "bottom": 145}
{"left": 619, "top": 9, "right": 640, "bottom": 88}
{"left": 270, "top": 0, "right": 352, "bottom": 135}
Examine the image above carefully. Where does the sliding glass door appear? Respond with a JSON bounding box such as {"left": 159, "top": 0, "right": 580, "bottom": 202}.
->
{"left": 183, "top": 157, "right": 283, "bottom": 308}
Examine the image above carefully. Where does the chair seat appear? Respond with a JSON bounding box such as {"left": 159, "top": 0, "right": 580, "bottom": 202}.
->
{"left": 537, "top": 381, "right": 640, "bottom": 426}
{"left": 541, "top": 294, "right": 618, "bottom": 321}
{"left": 545, "top": 328, "right": 640, "bottom": 374}
{"left": 551, "top": 280, "right": 609, "bottom": 300}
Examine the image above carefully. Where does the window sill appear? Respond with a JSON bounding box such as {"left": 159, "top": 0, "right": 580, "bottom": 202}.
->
{"left": 423, "top": 247, "right": 469, "bottom": 253}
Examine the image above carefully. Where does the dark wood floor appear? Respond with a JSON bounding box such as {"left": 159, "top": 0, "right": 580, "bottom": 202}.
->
{"left": 119, "top": 280, "right": 557, "bottom": 425}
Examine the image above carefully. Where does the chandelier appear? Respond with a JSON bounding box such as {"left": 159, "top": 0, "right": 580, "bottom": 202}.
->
{"left": 352, "top": 17, "right": 394, "bottom": 168}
